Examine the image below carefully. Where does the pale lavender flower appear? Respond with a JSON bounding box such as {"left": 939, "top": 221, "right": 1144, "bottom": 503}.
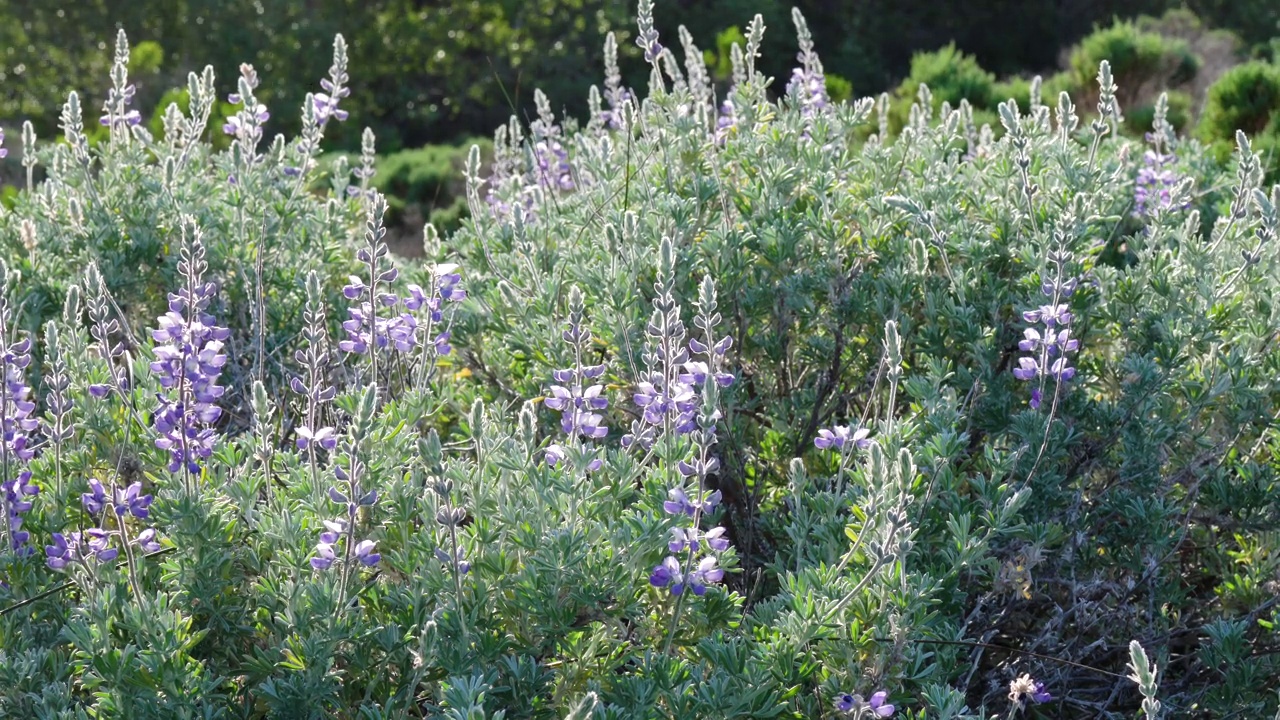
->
{"left": 814, "top": 425, "right": 871, "bottom": 451}
{"left": 837, "top": 691, "right": 894, "bottom": 717}
{"left": 135, "top": 528, "right": 163, "bottom": 554}
{"left": 1009, "top": 674, "right": 1051, "bottom": 708}
{"left": 1134, "top": 149, "right": 1185, "bottom": 218}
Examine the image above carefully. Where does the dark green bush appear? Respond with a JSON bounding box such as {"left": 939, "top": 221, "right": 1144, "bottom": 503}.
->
{"left": 1198, "top": 61, "right": 1280, "bottom": 179}
{"left": 891, "top": 44, "right": 995, "bottom": 127}
{"left": 371, "top": 139, "right": 489, "bottom": 239}
{"left": 1199, "top": 61, "right": 1280, "bottom": 138}
{"left": 1067, "top": 19, "right": 1201, "bottom": 107}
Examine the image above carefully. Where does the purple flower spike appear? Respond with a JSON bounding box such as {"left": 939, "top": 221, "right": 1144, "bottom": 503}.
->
{"left": 837, "top": 694, "right": 856, "bottom": 713}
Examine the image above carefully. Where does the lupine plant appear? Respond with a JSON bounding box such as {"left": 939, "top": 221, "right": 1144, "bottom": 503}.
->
{"left": 0, "top": 5, "right": 1278, "bottom": 720}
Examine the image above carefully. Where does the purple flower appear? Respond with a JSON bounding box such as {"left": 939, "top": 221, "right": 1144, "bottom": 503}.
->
{"left": 353, "top": 539, "right": 381, "bottom": 567}
{"left": 113, "top": 482, "right": 153, "bottom": 519}
{"left": 669, "top": 526, "right": 730, "bottom": 553}
{"left": 814, "top": 425, "right": 871, "bottom": 451}
{"left": 99, "top": 82, "right": 140, "bottom": 129}
{"left": 84, "top": 528, "right": 118, "bottom": 563}
{"left": 649, "top": 555, "right": 682, "bottom": 590}
{"left": 787, "top": 62, "right": 829, "bottom": 117}
{"left": 533, "top": 138, "right": 575, "bottom": 191}
{"left": 312, "top": 92, "right": 349, "bottom": 123}
{"left": 88, "top": 384, "right": 110, "bottom": 398}
{"left": 45, "top": 532, "right": 79, "bottom": 569}
{"left": 136, "top": 528, "right": 163, "bottom": 553}
{"left": 311, "top": 539, "right": 336, "bottom": 570}
{"left": 837, "top": 691, "right": 894, "bottom": 717}
{"left": 685, "top": 555, "right": 724, "bottom": 595}
{"left": 543, "top": 444, "right": 567, "bottom": 467}
{"left": 82, "top": 479, "right": 107, "bottom": 515}
{"left": 1134, "top": 150, "right": 1186, "bottom": 217}
{"left": 1031, "top": 681, "right": 1052, "bottom": 704}
{"left": 663, "top": 487, "right": 721, "bottom": 517}
{"left": 868, "top": 691, "right": 895, "bottom": 717}
{"left": 1009, "top": 674, "right": 1051, "bottom": 708}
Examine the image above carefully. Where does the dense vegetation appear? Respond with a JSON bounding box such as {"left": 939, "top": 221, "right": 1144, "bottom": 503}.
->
{"left": 0, "top": 4, "right": 1278, "bottom": 718}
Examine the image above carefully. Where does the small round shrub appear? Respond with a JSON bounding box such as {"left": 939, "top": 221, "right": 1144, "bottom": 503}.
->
{"left": 891, "top": 43, "right": 995, "bottom": 128}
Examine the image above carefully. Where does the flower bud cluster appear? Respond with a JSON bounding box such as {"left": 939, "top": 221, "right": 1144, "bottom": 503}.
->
{"left": 100, "top": 31, "right": 141, "bottom": 130}
{"left": 432, "top": 477, "right": 470, "bottom": 576}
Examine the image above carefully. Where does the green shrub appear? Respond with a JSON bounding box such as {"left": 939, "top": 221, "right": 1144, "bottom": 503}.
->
{"left": 372, "top": 139, "right": 490, "bottom": 237}
{"left": 891, "top": 43, "right": 995, "bottom": 127}
{"left": 1199, "top": 60, "right": 1280, "bottom": 138}
{"left": 1198, "top": 61, "right": 1280, "bottom": 179}
{"left": 1067, "top": 19, "right": 1201, "bottom": 106}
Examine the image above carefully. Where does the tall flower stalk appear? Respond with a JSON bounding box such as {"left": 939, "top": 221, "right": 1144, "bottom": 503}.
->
{"left": 293, "top": 271, "right": 338, "bottom": 509}
{"left": 543, "top": 286, "right": 608, "bottom": 521}
{"left": 650, "top": 275, "right": 736, "bottom": 653}
{"left": 340, "top": 192, "right": 397, "bottom": 392}
{"left": 312, "top": 384, "right": 381, "bottom": 610}
{"left": 0, "top": 262, "right": 38, "bottom": 559}
{"left": 149, "top": 220, "right": 229, "bottom": 494}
